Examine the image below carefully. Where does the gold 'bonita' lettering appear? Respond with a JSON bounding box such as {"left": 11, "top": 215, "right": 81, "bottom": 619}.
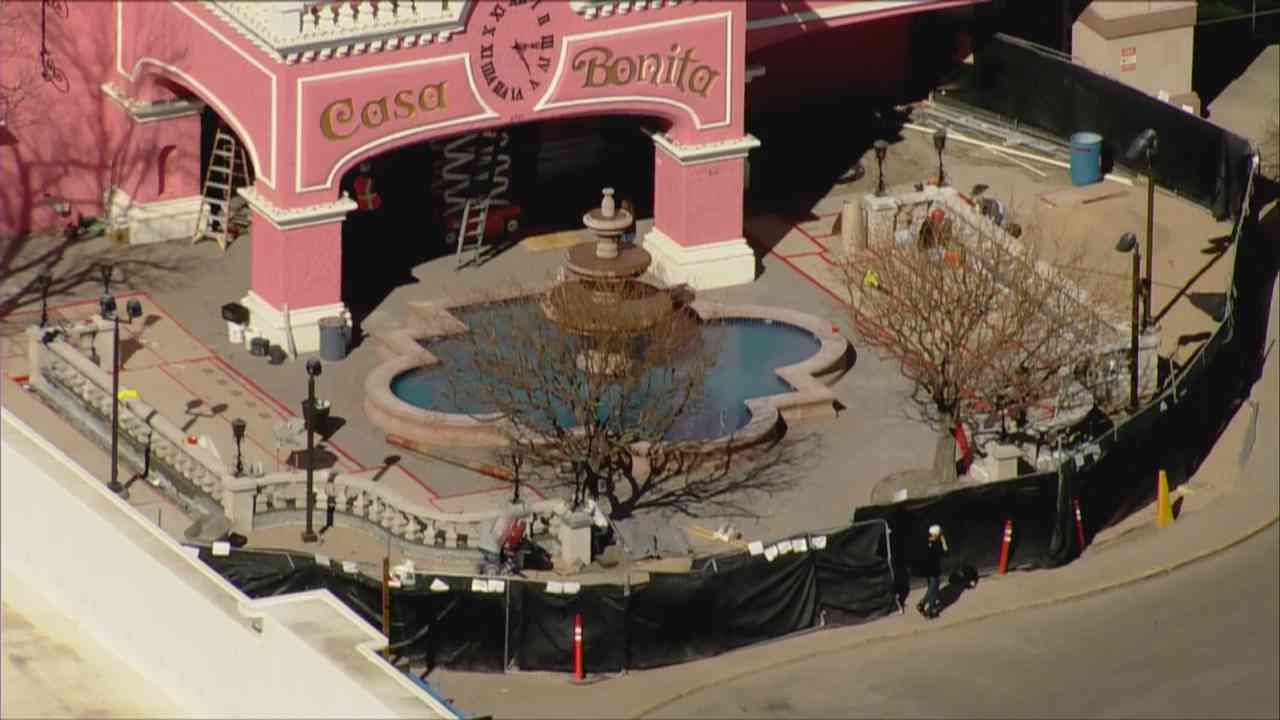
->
{"left": 570, "top": 44, "right": 721, "bottom": 98}
{"left": 319, "top": 81, "right": 450, "bottom": 141}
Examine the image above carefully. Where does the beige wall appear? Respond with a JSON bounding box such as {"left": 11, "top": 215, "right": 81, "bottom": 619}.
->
{"left": 0, "top": 410, "right": 459, "bottom": 720}
{"left": 1073, "top": 22, "right": 1194, "bottom": 97}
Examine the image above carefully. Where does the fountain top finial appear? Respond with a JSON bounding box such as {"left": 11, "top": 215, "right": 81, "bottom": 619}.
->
{"left": 601, "top": 187, "right": 616, "bottom": 219}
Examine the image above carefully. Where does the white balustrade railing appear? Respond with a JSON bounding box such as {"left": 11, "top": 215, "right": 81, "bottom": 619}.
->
{"left": 205, "top": 1, "right": 469, "bottom": 62}
{"left": 26, "top": 322, "right": 569, "bottom": 552}
{"left": 224, "top": 470, "right": 565, "bottom": 548}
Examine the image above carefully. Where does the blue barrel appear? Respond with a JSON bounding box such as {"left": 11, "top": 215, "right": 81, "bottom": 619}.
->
{"left": 1069, "top": 132, "right": 1103, "bottom": 186}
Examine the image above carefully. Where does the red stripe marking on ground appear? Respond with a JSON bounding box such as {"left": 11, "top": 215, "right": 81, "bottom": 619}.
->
{"left": 389, "top": 464, "right": 439, "bottom": 498}
{"left": 779, "top": 250, "right": 829, "bottom": 259}
{"left": 746, "top": 232, "right": 850, "bottom": 308}
{"left": 792, "top": 223, "right": 831, "bottom": 253}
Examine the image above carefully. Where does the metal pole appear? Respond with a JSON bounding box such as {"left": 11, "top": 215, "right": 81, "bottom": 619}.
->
{"left": 302, "top": 374, "right": 318, "bottom": 543}
{"left": 381, "top": 556, "right": 392, "bottom": 660}
{"left": 108, "top": 314, "right": 125, "bottom": 495}
{"left": 1130, "top": 249, "right": 1140, "bottom": 410}
{"left": 1143, "top": 148, "right": 1155, "bottom": 329}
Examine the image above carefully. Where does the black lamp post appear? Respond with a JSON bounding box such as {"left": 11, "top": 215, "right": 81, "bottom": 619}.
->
{"left": 102, "top": 292, "right": 143, "bottom": 495}
{"left": 1125, "top": 128, "right": 1158, "bottom": 330}
{"left": 231, "top": 417, "right": 247, "bottom": 478}
{"left": 301, "top": 358, "right": 322, "bottom": 543}
{"left": 36, "top": 273, "right": 52, "bottom": 327}
{"left": 873, "top": 140, "right": 889, "bottom": 196}
{"left": 933, "top": 128, "right": 948, "bottom": 187}
{"left": 1115, "top": 231, "right": 1141, "bottom": 411}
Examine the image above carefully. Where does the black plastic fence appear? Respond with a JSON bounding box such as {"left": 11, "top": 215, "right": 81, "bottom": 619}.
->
{"left": 946, "top": 33, "right": 1255, "bottom": 221}
{"left": 199, "top": 519, "right": 898, "bottom": 673}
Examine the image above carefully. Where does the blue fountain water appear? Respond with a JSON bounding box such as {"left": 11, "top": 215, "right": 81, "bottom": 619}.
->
{"left": 389, "top": 304, "right": 821, "bottom": 441}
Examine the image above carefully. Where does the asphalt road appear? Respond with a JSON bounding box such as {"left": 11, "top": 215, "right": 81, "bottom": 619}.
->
{"left": 653, "top": 525, "right": 1280, "bottom": 719}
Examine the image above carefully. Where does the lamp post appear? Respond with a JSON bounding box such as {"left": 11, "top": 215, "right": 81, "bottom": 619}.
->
{"left": 873, "top": 140, "right": 889, "bottom": 196}
{"left": 1115, "top": 232, "right": 1141, "bottom": 411}
{"left": 301, "top": 358, "right": 322, "bottom": 543}
{"left": 933, "top": 128, "right": 948, "bottom": 187}
{"left": 231, "top": 418, "right": 247, "bottom": 478}
{"left": 1125, "top": 128, "right": 1158, "bottom": 330}
{"left": 101, "top": 292, "right": 143, "bottom": 495}
{"left": 98, "top": 262, "right": 113, "bottom": 295}
{"left": 36, "top": 273, "right": 52, "bottom": 327}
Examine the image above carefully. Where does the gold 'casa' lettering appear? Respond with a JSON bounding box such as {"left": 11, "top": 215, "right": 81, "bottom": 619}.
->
{"left": 571, "top": 44, "right": 721, "bottom": 98}
{"left": 393, "top": 89, "right": 417, "bottom": 120}
{"left": 319, "top": 81, "right": 451, "bottom": 141}
{"left": 320, "top": 98, "right": 357, "bottom": 140}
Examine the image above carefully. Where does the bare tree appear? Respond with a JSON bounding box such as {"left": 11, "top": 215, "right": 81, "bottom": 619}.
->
{"left": 438, "top": 281, "right": 805, "bottom": 520}
{"left": 835, "top": 207, "right": 1123, "bottom": 486}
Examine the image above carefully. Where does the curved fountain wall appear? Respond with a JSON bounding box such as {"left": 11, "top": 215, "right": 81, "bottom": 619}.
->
{"left": 364, "top": 292, "right": 853, "bottom": 451}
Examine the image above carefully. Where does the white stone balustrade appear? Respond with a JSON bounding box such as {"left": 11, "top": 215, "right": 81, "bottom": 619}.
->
{"left": 222, "top": 471, "right": 565, "bottom": 549}
{"left": 206, "top": 0, "right": 468, "bottom": 63}
{"left": 26, "top": 320, "right": 576, "bottom": 557}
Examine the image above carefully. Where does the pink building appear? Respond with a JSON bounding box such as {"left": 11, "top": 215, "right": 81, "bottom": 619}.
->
{"left": 2, "top": 0, "right": 983, "bottom": 352}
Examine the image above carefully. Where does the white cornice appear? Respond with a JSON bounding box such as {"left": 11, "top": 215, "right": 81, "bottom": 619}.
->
{"left": 646, "top": 130, "right": 761, "bottom": 166}
{"left": 204, "top": 1, "right": 469, "bottom": 65}
{"left": 237, "top": 186, "right": 357, "bottom": 230}
{"left": 569, "top": 0, "right": 690, "bottom": 20}
{"left": 101, "top": 82, "right": 204, "bottom": 123}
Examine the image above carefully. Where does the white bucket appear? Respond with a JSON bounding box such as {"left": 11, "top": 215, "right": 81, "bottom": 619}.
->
{"left": 227, "top": 321, "right": 245, "bottom": 344}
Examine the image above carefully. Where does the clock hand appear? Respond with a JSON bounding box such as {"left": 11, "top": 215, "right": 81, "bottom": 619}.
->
{"left": 511, "top": 41, "right": 533, "bottom": 76}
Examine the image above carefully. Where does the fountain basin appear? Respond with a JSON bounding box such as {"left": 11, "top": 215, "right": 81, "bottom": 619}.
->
{"left": 365, "top": 293, "right": 853, "bottom": 450}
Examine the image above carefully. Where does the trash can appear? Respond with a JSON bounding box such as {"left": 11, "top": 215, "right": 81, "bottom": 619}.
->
{"left": 221, "top": 302, "right": 250, "bottom": 344}
{"left": 318, "top": 316, "right": 348, "bottom": 362}
{"left": 1069, "top": 132, "right": 1103, "bottom": 186}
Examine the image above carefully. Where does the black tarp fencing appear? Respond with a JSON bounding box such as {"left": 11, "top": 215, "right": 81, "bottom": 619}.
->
{"left": 946, "top": 34, "right": 1255, "bottom": 221}
{"left": 199, "top": 519, "right": 898, "bottom": 674}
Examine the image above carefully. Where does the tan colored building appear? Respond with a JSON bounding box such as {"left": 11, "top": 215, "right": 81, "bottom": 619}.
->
{"left": 1072, "top": 1, "right": 1199, "bottom": 113}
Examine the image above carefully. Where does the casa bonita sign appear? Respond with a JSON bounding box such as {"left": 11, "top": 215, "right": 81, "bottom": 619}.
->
{"left": 319, "top": 82, "right": 449, "bottom": 140}
{"left": 571, "top": 44, "right": 721, "bottom": 97}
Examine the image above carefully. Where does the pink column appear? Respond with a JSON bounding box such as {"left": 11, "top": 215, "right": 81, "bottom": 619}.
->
{"left": 101, "top": 81, "right": 205, "bottom": 244}
{"left": 238, "top": 189, "right": 355, "bottom": 355}
{"left": 642, "top": 133, "right": 761, "bottom": 291}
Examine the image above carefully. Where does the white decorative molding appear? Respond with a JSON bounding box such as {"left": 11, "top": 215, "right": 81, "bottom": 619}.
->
{"left": 642, "top": 228, "right": 756, "bottom": 290}
{"left": 104, "top": 187, "right": 204, "bottom": 245}
{"left": 241, "top": 290, "right": 350, "bottom": 356}
{"left": 569, "top": 0, "right": 689, "bottom": 20}
{"left": 101, "top": 82, "right": 205, "bottom": 123}
{"left": 647, "top": 130, "right": 761, "bottom": 166}
{"left": 204, "top": 1, "right": 469, "bottom": 64}
{"left": 236, "top": 186, "right": 357, "bottom": 230}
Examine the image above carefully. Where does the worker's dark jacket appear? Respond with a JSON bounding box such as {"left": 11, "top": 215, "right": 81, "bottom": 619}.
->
{"left": 921, "top": 537, "right": 947, "bottom": 577}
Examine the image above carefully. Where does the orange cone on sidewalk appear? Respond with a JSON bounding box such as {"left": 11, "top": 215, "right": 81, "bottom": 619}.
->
{"left": 1156, "top": 470, "right": 1174, "bottom": 528}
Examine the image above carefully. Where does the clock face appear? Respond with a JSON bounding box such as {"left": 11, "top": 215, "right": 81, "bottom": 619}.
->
{"left": 477, "top": 0, "right": 558, "bottom": 104}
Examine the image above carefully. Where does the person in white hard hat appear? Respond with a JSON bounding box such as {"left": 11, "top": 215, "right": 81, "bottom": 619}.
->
{"left": 917, "top": 524, "right": 949, "bottom": 619}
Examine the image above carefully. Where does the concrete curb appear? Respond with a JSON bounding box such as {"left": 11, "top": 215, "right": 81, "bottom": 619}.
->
{"left": 634, "top": 511, "right": 1280, "bottom": 719}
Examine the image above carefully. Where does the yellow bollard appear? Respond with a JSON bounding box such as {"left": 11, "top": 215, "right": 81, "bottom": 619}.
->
{"left": 1156, "top": 469, "right": 1174, "bottom": 528}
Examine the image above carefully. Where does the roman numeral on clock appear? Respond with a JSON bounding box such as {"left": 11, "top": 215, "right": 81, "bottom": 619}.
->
{"left": 511, "top": 87, "right": 524, "bottom": 101}
{"left": 492, "top": 80, "right": 509, "bottom": 99}
{"left": 540, "top": 34, "right": 554, "bottom": 50}
{"left": 537, "top": 56, "right": 551, "bottom": 72}
{"left": 480, "top": 43, "right": 494, "bottom": 60}
{"left": 537, "top": 13, "right": 550, "bottom": 26}
{"left": 489, "top": 4, "right": 506, "bottom": 21}
{"left": 481, "top": 61, "right": 497, "bottom": 85}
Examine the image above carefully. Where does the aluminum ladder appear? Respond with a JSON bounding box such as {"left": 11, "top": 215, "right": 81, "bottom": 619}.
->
{"left": 193, "top": 127, "right": 251, "bottom": 250}
{"left": 454, "top": 197, "right": 492, "bottom": 269}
